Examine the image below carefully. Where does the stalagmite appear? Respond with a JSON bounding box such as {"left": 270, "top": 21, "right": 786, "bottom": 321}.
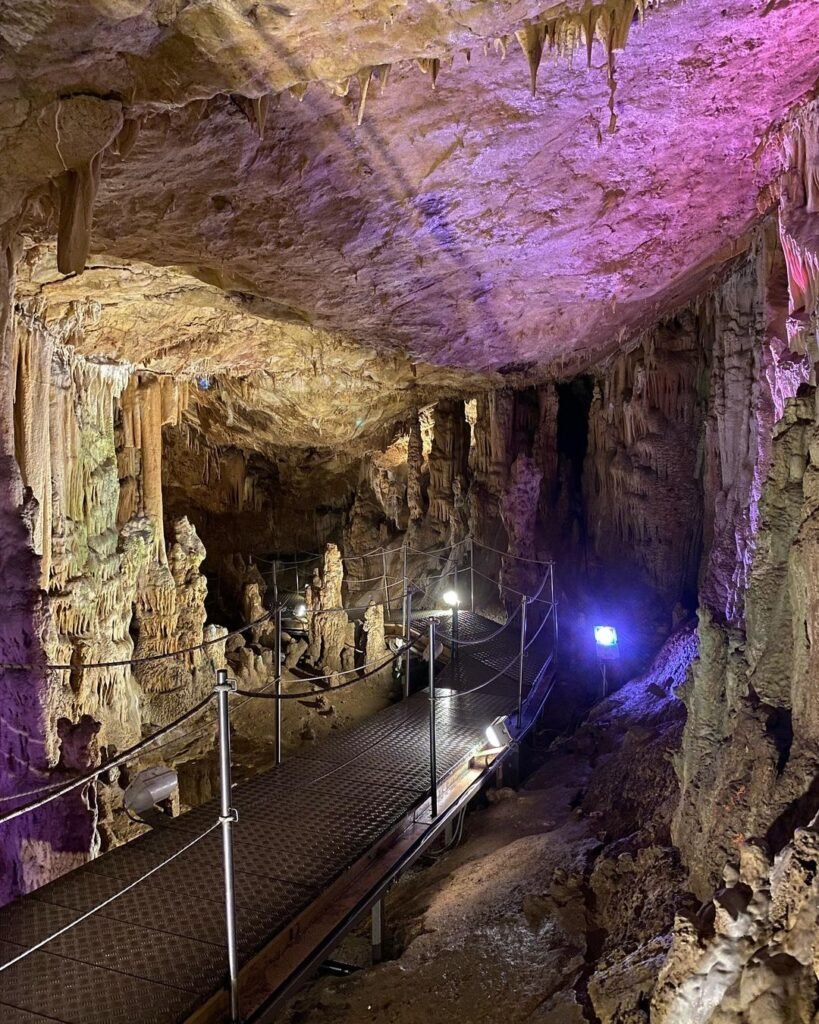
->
{"left": 306, "top": 544, "right": 350, "bottom": 674}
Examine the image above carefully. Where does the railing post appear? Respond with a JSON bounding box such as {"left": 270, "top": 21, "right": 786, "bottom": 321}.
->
{"left": 428, "top": 618, "right": 438, "bottom": 818}
{"left": 404, "top": 588, "right": 413, "bottom": 699}
{"left": 382, "top": 551, "right": 391, "bottom": 613}
{"left": 550, "top": 563, "right": 558, "bottom": 656}
{"left": 215, "top": 669, "right": 241, "bottom": 1024}
{"left": 517, "top": 595, "right": 528, "bottom": 729}
{"left": 469, "top": 536, "right": 475, "bottom": 613}
{"left": 275, "top": 606, "right": 283, "bottom": 766}
{"left": 402, "top": 545, "right": 409, "bottom": 635}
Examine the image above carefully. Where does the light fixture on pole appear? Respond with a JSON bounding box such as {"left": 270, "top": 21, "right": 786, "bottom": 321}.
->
{"left": 594, "top": 625, "right": 619, "bottom": 697}
{"left": 443, "top": 589, "right": 460, "bottom": 647}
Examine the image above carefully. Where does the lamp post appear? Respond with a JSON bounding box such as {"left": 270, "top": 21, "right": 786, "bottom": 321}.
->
{"left": 442, "top": 588, "right": 460, "bottom": 645}
{"left": 427, "top": 618, "right": 438, "bottom": 818}
{"left": 594, "top": 625, "right": 619, "bottom": 698}
{"left": 215, "top": 669, "right": 240, "bottom": 1023}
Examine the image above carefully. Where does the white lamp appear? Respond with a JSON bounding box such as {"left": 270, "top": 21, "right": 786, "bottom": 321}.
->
{"left": 442, "top": 590, "right": 460, "bottom": 607}
{"left": 485, "top": 715, "right": 514, "bottom": 749}
{"left": 124, "top": 766, "right": 178, "bottom": 816}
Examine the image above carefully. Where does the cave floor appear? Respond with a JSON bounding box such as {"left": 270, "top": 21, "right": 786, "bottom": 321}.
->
{"left": 0, "top": 613, "right": 554, "bottom": 1024}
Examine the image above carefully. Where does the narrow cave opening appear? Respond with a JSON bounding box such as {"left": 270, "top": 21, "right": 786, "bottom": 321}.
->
{"left": 556, "top": 376, "right": 594, "bottom": 486}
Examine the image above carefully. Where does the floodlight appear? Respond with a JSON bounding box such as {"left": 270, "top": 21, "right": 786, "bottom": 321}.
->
{"left": 443, "top": 590, "right": 460, "bottom": 607}
{"left": 124, "top": 766, "right": 178, "bottom": 816}
{"left": 485, "top": 715, "right": 514, "bottom": 749}
{"left": 594, "top": 625, "right": 618, "bottom": 648}
{"left": 294, "top": 603, "right": 307, "bottom": 617}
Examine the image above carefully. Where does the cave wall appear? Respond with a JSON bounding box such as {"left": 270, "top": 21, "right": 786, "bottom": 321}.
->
{"left": 0, "top": 281, "right": 228, "bottom": 901}
{"left": 671, "top": 154, "right": 818, "bottom": 899}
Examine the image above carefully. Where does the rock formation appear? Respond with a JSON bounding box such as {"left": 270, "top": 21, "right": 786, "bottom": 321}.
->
{"left": 4, "top": 2, "right": 819, "bottom": 1021}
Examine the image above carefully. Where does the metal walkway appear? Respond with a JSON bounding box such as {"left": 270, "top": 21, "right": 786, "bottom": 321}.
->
{"left": 0, "top": 609, "right": 555, "bottom": 1024}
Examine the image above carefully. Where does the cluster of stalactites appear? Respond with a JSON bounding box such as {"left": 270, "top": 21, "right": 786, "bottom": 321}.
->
{"left": 582, "top": 322, "right": 705, "bottom": 599}
{"left": 778, "top": 100, "right": 819, "bottom": 358}
{"left": 118, "top": 374, "right": 189, "bottom": 561}
{"left": 236, "top": 0, "right": 652, "bottom": 133}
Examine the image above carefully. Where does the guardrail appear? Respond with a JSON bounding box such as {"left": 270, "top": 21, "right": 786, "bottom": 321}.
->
{"left": 0, "top": 535, "right": 558, "bottom": 1023}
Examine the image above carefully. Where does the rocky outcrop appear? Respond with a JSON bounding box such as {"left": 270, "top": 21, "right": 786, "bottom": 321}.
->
{"left": 653, "top": 825, "right": 819, "bottom": 1024}
{"left": 0, "top": 302, "right": 226, "bottom": 900}
{"left": 674, "top": 254, "right": 812, "bottom": 897}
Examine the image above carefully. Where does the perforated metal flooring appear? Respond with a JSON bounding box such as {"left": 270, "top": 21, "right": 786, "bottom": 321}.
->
{"left": 0, "top": 612, "right": 554, "bottom": 1024}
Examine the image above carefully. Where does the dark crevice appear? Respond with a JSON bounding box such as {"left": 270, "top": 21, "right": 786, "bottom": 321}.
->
{"left": 766, "top": 773, "right": 819, "bottom": 855}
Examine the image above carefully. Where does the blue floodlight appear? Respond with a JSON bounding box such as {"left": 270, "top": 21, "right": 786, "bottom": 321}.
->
{"left": 594, "top": 625, "right": 618, "bottom": 648}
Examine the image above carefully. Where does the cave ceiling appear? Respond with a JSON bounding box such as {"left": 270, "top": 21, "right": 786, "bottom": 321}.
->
{"left": 4, "top": 0, "right": 819, "bottom": 452}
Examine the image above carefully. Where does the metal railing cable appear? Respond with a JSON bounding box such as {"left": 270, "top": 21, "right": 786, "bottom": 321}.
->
{"left": 405, "top": 538, "right": 468, "bottom": 557}
{"left": 472, "top": 539, "right": 553, "bottom": 566}
{"left": 254, "top": 552, "right": 321, "bottom": 568}
{"left": 470, "top": 565, "right": 553, "bottom": 604}
{"left": 415, "top": 564, "right": 471, "bottom": 585}
{"left": 0, "top": 610, "right": 276, "bottom": 672}
{"left": 435, "top": 602, "right": 522, "bottom": 647}
{"left": 234, "top": 639, "right": 422, "bottom": 700}
{"left": 342, "top": 542, "right": 402, "bottom": 562}
{"left": 432, "top": 574, "right": 553, "bottom": 701}
{"left": 0, "top": 694, "right": 216, "bottom": 823}
{"left": 433, "top": 617, "right": 553, "bottom": 702}
{"left": 523, "top": 603, "right": 555, "bottom": 653}
{"left": 343, "top": 571, "right": 404, "bottom": 585}
{"left": 0, "top": 818, "right": 221, "bottom": 973}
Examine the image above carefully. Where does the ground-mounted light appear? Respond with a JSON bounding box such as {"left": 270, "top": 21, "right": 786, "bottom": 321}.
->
{"left": 442, "top": 590, "right": 460, "bottom": 608}
{"left": 485, "top": 715, "right": 514, "bottom": 749}
{"left": 124, "top": 766, "right": 178, "bottom": 816}
{"left": 294, "top": 603, "right": 307, "bottom": 618}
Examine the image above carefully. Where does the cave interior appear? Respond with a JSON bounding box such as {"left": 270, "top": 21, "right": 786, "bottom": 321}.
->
{"left": 3, "top": 0, "right": 819, "bottom": 1021}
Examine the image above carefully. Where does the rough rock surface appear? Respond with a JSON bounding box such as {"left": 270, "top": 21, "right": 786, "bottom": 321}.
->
{"left": 2, "top": 0, "right": 819, "bottom": 452}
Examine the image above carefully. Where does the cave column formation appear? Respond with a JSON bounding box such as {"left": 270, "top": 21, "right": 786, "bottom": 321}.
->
{"left": 0, "top": 292, "right": 222, "bottom": 898}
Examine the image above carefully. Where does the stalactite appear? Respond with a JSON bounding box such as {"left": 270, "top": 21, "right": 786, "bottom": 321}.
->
{"left": 56, "top": 151, "right": 102, "bottom": 276}
{"left": 427, "top": 399, "right": 469, "bottom": 526}
{"left": 416, "top": 57, "right": 440, "bottom": 88}
{"left": 406, "top": 412, "right": 424, "bottom": 523}
{"left": 515, "top": 22, "right": 546, "bottom": 97}
{"left": 114, "top": 116, "right": 141, "bottom": 157}
{"left": 356, "top": 67, "right": 373, "bottom": 125}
